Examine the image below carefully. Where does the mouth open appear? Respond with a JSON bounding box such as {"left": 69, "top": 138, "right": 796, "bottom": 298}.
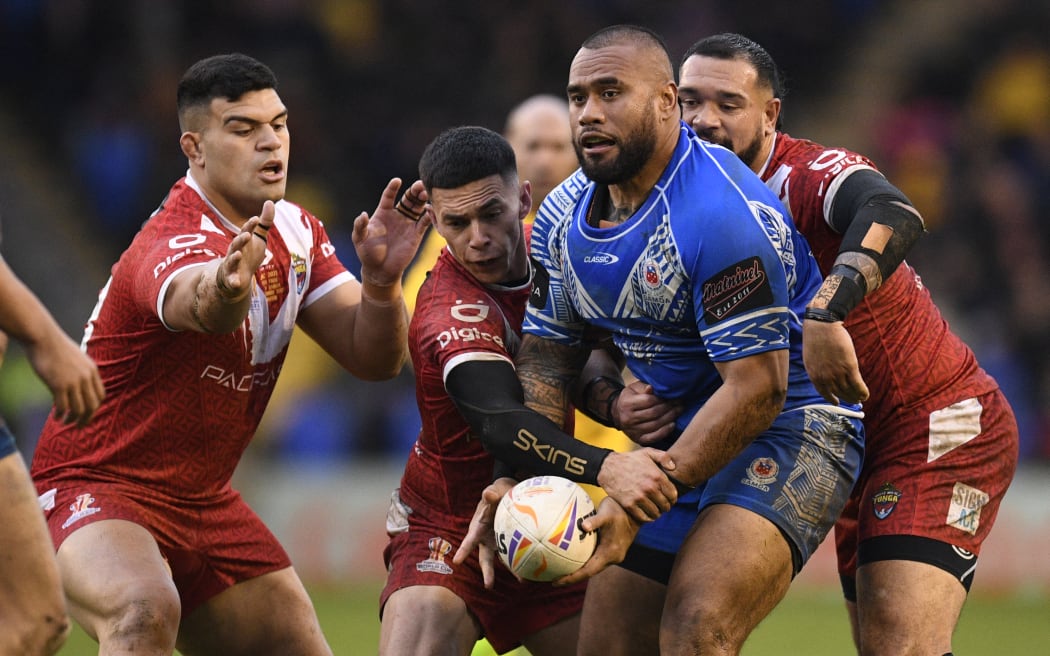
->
{"left": 260, "top": 160, "right": 285, "bottom": 181}
{"left": 579, "top": 132, "right": 615, "bottom": 155}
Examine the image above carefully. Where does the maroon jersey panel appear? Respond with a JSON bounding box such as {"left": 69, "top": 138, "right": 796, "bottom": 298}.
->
{"left": 31, "top": 175, "right": 352, "bottom": 498}
{"left": 762, "top": 133, "right": 999, "bottom": 439}
{"left": 400, "top": 248, "right": 531, "bottom": 517}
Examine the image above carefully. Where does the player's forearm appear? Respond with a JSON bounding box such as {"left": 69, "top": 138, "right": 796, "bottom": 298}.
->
{"left": 448, "top": 359, "right": 611, "bottom": 485}
{"left": 516, "top": 334, "right": 587, "bottom": 429}
{"left": 667, "top": 353, "right": 787, "bottom": 485}
{"left": 0, "top": 258, "right": 69, "bottom": 348}
{"left": 668, "top": 386, "right": 782, "bottom": 486}
{"left": 809, "top": 171, "right": 926, "bottom": 322}
{"left": 349, "top": 280, "right": 409, "bottom": 380}
{"left": 169, "top": 261, "right": 252, "bottom": 334}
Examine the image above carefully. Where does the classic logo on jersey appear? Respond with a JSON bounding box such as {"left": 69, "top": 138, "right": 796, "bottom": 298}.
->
{"left": 702, "top": 257, "right": 774, "bottom": 323}
{"left": 529, "top": 257, "right": 550, "bottom": 309}
{"left": 415, "top": 536, "right": 454, "bottom": 575}
{"left": 872, "top": 482, "right": 902, "bottom": 519}
{"left": 583, "top": 252, "right": 620, "bottom": 265}
{"left": 61, "top": 493, "right": 101, "bottom": 529}
{"left": 741, "top": 457, "right": 779, "bottom": 491}
{"left": 946, "top": 481, "right": 989, "bottom": 536}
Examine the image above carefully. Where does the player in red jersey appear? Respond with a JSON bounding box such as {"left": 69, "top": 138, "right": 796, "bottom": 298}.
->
{"left": 678, "top": 33, "right": 1019, "bottom": 656}
{"left": 0, "top": 244, "right": 104, "bottom": 655}
{"left": 29, "top": 53, "right": 427, "bottom": 656}
{"left": 380, "top": 126, "right": 679, "bottom": 656}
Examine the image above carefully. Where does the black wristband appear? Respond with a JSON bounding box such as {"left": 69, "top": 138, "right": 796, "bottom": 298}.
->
{"left": 825, "top": 264, "right": 866, "bottom": 319}
{"left": 803, "top": 307, "right": 843, "bottom": 323}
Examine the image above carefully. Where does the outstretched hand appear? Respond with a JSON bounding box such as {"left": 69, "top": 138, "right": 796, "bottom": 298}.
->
{"left": 553, "top": 496, "right": 640, "bottom": 586}
{"left": 217, "top": 200, "right": 276, "bottom": 302}
{"left": 802, "top": 319, "right": 869, "bottom": 405}
{"left": 353, "top": 178, "right": 431, "bottom": 288}
{"left": 453, "top": 477, "right": 517, "bottom": 589}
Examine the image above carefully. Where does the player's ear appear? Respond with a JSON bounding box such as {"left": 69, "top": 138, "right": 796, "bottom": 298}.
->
{"left": 764, "top": 97, "right": 781, "bottom": 137}
{"left": 660, "top": 82, "right": 679, "bottom": 119}
{"left": 180, "top": 132, "right": 204, "bottom": 164}
{"left": 519, "top": 180, "right": 532, "bottom": 220}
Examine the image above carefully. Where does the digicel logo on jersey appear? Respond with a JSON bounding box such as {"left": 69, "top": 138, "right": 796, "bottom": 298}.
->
{"left": 436, "top": 326, "right": 505, "bottom": 350}
{"left": 154, "top": 234, "right": 220, "bottom": 278}
{"left": 153, "top": 246, "right": 221, "bottom": 278}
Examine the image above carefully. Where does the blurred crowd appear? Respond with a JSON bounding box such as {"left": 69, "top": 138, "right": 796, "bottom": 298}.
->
{"left": 0, "top": 0, "right": 1047, "bottom": 463}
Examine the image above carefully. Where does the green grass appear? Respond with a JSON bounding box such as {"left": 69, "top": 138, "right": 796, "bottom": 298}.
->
{"left": 56, "top": 581, "right": 1049, "bottom": 655}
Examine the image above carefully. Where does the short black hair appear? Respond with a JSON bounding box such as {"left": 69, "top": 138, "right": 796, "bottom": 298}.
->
{"left": 581, "top": 24, "right": 670, "bottom": 62}
{"left": 418, "top": 126, "right": 517, "bottom": 192}
{"left": 177, "top": 53, "right": 277, "bottom": 125}
{"left": 682, "top": 33, "right": 787, "bottom": 128}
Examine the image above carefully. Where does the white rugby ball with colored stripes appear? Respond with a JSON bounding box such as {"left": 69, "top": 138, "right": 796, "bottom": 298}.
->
{"left": 494, "top": 475, "right": 597, "bottom": 581}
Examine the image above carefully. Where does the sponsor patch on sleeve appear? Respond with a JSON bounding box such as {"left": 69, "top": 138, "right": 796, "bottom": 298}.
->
{"left": 529, "top": 257, "right": 550, "bottom": 309}
{"left": 701, "top": 256, "right": 774, "bottom": 323}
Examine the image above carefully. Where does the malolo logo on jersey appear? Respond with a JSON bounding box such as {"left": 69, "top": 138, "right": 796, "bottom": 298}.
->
{"left": 701, "top": 257, "right": 773, "bottom": 323}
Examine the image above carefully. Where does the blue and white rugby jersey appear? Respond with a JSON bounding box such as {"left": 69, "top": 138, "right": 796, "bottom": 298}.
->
{"left": 525, "top": 124, "right": 857, "bottom": 432}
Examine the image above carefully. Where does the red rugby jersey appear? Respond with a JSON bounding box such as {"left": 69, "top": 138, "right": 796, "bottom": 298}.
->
{"left": 31, "top": 174, "right": 352, "bottom": 498}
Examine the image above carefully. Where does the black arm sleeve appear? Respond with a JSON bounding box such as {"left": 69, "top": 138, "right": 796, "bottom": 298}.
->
{"left": 446, "top": 359, "right": 612, "bottom": 485}
{"left": 829, "top": 168, "right": 927, "bottom": 286}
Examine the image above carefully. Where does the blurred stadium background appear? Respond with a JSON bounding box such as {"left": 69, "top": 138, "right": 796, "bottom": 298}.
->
{"left": 0, "top": 0, "right": 1047, "bottom": 653}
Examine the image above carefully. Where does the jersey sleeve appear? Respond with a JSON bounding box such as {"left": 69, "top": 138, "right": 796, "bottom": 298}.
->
{"left": 126, "top": 215, "right": 231, "bottom": 329}
{"left": 522, "top": 172, "right": 590, "bottom": 346}
{"left": 767, "top": 143, "right": 878, "bottom": 235}
{"left": 414, "top": 268, "right": 515, "bottom": 385}
{"left": 692, "top": 197, "right": 795, "bottom": 363}
{"left": 300, "top": 210, "right": 354, "bottom": 310}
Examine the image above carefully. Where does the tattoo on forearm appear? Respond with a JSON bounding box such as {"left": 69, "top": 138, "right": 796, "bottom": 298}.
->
{"left": 810, "top": 276, "right": 841, "bottom": 310}
{"left": 516, "top": 338, "right": 587, "bottom": 426}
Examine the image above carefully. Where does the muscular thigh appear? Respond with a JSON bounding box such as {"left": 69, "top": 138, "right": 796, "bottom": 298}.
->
{"left": 177, "top": 567, "right": 329, "bottom": 656}
{"left": 39, "top": 477, "right": 291, "bottom": 618}
{"left": 579, "top": 564, "right": 665, "bottom": 656}
{"left": 0, "top": 453, "right": 63, "bottom": 620}
{"left": 56, "top": 518, "right": 178, "bottom": 639}
{"left": 663, "top": 504, "right": 794, "bottom": 648}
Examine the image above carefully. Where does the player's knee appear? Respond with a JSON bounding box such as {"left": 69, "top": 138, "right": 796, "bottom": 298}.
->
{"left": 102, "top": 588, "right": 180, "bottom": 650}
{"left": 659, "top": 596, "right": 749, "bottom": 654}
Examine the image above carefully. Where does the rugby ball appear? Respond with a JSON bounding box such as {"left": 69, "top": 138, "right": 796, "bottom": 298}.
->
{"left": 494, "top": 475, "right": 597, "bottom": 581}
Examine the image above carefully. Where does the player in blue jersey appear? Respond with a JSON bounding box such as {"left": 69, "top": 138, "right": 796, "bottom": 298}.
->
{"left": 454, "top": 25, "right": 866, "bottom": 656}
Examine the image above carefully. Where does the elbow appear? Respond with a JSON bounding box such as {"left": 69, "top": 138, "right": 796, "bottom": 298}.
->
{"left": 356, "top": 353, "right": 408, "bottom": 382}
{"left": 756, "top": 383, "right": 787, "bottom": 427}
